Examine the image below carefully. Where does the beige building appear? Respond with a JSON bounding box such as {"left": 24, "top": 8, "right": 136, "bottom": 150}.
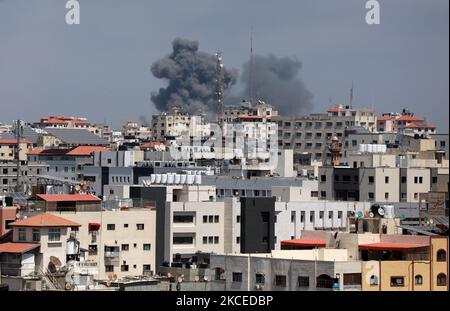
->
{"left": 0, "top": 139, "right": 32, "bottom": 162}
{"left": 50, "top": 208, "right": 157, "bottom": 280}
{"left": 361, "top": 236, "right": 448, "bottom": 291}
{"left": 151, "top": 107, "right": 206, "bottom": 140}
{"left": 274, "top": 105, "right": 376, "bottom": 167}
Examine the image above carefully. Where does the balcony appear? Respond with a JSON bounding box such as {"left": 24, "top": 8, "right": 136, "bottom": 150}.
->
{"left": 105, "top": 251, "right": 120, "bottom": 258}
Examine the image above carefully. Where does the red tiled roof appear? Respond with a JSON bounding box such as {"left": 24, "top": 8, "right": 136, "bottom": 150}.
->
{"left": 280, "top": 238, "right": 326, "bottom": 247}
{"left": 48, "top": 115, "right": 74, "bottom": 120}
{"left": 42, "top": 119, "right": 68, "bottom": 124}
{"left": 66, "top": 146, "right": 107, "bottom": 156}
{"left": 27, "top": 148, "right": 69, "bottom": 155}
{"left": 0, "top": 139, "right": 32, "bottom": 144}
{"left": 358, "top": 242, "right": 429, "bottom": 250}
{"left": 377, "top": 116, "right": 390, "bottom": 121}
{"left": 396, "top": 115, "right": 425, "bottom": 122}
{"left": 9, "top": 213, "right": 81, "bottom": 228}
{"left": 36, "top": 194, "right": 101, "bottom": 202}
{"left": 0, "top": 242, "right": 40, "bottom": 254}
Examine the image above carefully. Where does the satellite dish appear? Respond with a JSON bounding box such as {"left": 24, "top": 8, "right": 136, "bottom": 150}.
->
{"left": 368, "top": 212, "right": 375, "bottom": 218}
{"left": 378, "top": 207, "right": 385, "bottom": 216}
{"left": 177, "top": 276, "right": 183, "bottom": 283}
{"left": 357, "top": 211, "right": 363, "bottom": 218}
{"left": 49, "top": 256, "right": 62, "bottom": 267}
{"left": 167, "top": 273, "right": 172, "bottom": 278}
{"left": 194, "top": 275, "right": 200, "bottom": 282}
{"left": 75, "top": 185, "right": 81, "bottom": 192}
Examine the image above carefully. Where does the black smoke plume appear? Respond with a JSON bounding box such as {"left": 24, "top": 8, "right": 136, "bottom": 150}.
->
{"left": 150, "top": 38, "right": 239, "bottom": 119}
{"left": 240, "top": 54, "right": 313, "bottom": 115}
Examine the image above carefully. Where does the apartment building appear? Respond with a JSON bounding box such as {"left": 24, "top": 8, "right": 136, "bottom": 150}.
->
{"left": 376, "top": 109, "right": 436, "bottom": 135}
{"left": 0, "top": 213, "right": 81, "bottom": 290}
{"left": 274, "top": 105, "right": 376, "bottom": 166}
{"left": 151, "top": 106, "right": 207, "bottom": 140}
{"left": 50, "top": 207, "right": 156, "bottom": 280}
{"left": 318, "top": 151, "right": 448, "bottom": 203}
{"left": 0, "top": 139, "right": 32, "bottom": 162}
{"left": 221, "top": 100, "right": 278, "bottom": 123}
{"left": 0, "top": 161, "right": 48, "bottom": 193}
{"left": 361, "top": 236, "right": 448, "bottom": 291}
{"left": 27, "top": 146, "right": 107, "bottom": 182}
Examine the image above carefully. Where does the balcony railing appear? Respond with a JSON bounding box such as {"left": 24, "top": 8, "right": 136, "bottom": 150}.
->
{"left": 104, "top": 251, "right": 120, "bottom": 258}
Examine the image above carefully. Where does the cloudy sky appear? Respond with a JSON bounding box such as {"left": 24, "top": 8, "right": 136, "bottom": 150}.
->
{"left": 0, "top": 0, "right": 448, "bottom": 131}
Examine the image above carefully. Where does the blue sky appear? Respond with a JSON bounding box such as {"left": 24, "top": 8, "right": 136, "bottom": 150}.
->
{"left": 0, "top": 0, "right": 448, "bottom": 131}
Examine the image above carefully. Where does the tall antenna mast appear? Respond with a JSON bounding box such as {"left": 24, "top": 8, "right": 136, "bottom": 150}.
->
{"left": 215, "top": 51, "right": 224, "bottom": 125}
{"left": 349, "top": 80, "right": 354, "bottom": 109}
{"left": 15, "top": 120, "right": 23, "bottom": 192}
{"left": 249, "top": 27, "right": 254, "bottom": 104}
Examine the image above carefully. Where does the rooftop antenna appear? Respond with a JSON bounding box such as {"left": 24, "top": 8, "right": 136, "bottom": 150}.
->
{"left": 349, "top": 80, "right": 354, "bottom": 109}
{"left": 14, "top": 120, "right": 24, "bottom": 192}
{"left": 215, "top": 51, "right": 224, "bottom": 125}
{"left": 249, "top": 27, "right": 254, "bottom": 105}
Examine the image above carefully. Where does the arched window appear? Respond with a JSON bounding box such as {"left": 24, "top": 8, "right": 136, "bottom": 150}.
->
{"left": 370, "top": 275, "right": 379, "bottom": 285}
{"left": 437, "top": 249, "right": 446, "bottom": 262}
{"left": 415, "top": 275, "right": 423, "bottom": 285}
{"left": 437, "top": 274, "right": 447, "bottom": 286}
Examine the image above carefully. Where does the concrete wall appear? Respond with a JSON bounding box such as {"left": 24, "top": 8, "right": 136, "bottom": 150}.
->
{"left": 50, "top": 209, "right": 156, "bottom": 280}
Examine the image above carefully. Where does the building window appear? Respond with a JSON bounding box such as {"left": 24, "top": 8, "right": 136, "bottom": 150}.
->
{"left": 390, "top": 276, "right": 404, "bottom": 287}
{"left": 297, "top": 276, "right": 309, "bottom": 287}
{"left": 414, "top": 193, "right": 418, "bottom": 200}
{"left": 208, "top": 215, "right": 214, "bottom": 223}
{"left": 328, "top": 211, "right": 333, "bottom": 219}
{"left": 143, "top": 264, "right": 151, "bottom": 272}
{"left": 143, "top": 244, "right": 151, "bottom": 251}
{"left": 414, "top": 177, "right": 418, "bottom": 184}
{"left": 384, "top": 192, "right": 389, "bottom": 199}
{"left": 437, "top": 274, "right": 447, "bottom": 286}
{"left": 214, "top": 236, "right": 219, "bottom": 244}
{"left": 232, "top": 272, "right": 243, "bottom": 282}
{"left": 121, "top": 265, "right": 129, "bottom": 272}
{"left": 136, "top": 224, "right": 145, "bottom": 230}
{"left": 319, "top": 211, "right": 324, "bottom": 219}
{"left": 415, "top": 275, "right": 423, "bottom": 285}
{"left": 320, "top": 175, "right": 326, "bottom": 183}
{"left": 48, "top": 228, "right": 61, "bottom": 242}
{"left": 173, "top": 236, "right": 193, "bottom": 245}
{"left": 310, "top": 211, "right": 315, "bottom": 222}
{"left": 437, "top": 249, "right": 446, "bottom": 262}
{"left": 124, "top": 224, "right": 128, "bottom": 228}
{"left": 338, "top": 211, "right": 343, "bottom": 219}
{"left": 203, "top": 215, "right": 208, "bottom": 223}
{"left": 173, "top": 215, "right": 194, "bottom": 223}
{"left": 236, "top": 237, "right": 240, "bottom": 244}
{"left": 214, "top": 215, "right": 219, "bottom": 223}
{"left": 208, "top": 236, "right": 214, "bottom": 244}
{"left": 370, "top": 275, "right": 379, "bottom": 286}
{"left": 255, "top": 274, "right": 265, "bottom": 284}
{"left": 419, "top": 177, "right": 423, "bottom": 184}
{"left": 275, "top": 275, "right": 287, "bottom": 287}
{"left": 107, "top": 224, "right": 115, "bottom": 231}
{"left": 321, "top": 191, "right": 326, "bottom": 198}
{"left": 121, "top": 244, "right": 129, "bottom": 251}
{"left": 368, "top": 176, "right": 374, "bottom": 184}
{"left": 203, "top": 236, "right": 208, "bottom": 244}
{"left": 291, "top": 211, "right": 296, "bottom": 223}
{"left": 401, "top": 176, "right": 407, "bottom": 183}
{"left": 32, "top": 229, "right": 40, "bottom": 242}
{"left": 105, "top": 265, "right": 114, "bottom": 272}
{"left": 18, "top": 228, "right": 26, "bottom": 241}
{"left": 385, "top": 176, "right": 389, "bottom": 184}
